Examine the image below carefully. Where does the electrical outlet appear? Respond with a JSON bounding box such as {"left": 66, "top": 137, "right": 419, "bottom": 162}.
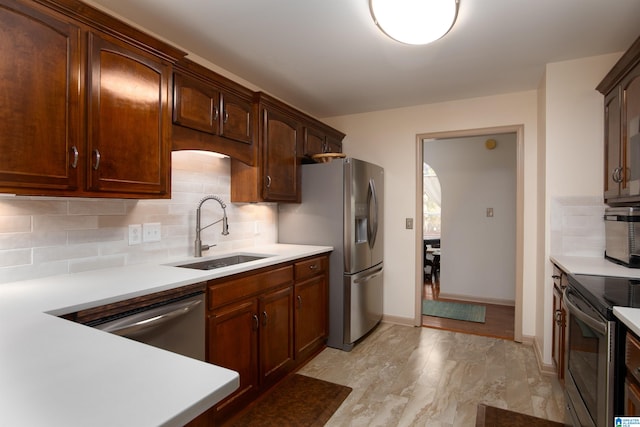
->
{"left": 405, "top": 218, "right": 413, "bottom": 229}
{"left": 143, "top": 222, "right": 161, "bottom": 242}
{"left": 128, "top": 224, "right": 142, "bottom": 245}
{"left": 487, "top": 208, "right": 494, "bottom": 217}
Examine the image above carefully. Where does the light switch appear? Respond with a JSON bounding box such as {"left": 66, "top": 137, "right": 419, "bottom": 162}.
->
{"left": 486, "top": 208, "right": 494, "bottom": 217}
{"left": 406, "top": 218, "right": 413, "bottom": 229}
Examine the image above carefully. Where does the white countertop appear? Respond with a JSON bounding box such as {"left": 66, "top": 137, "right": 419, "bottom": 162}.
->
{"left": 550, "top": 254, "right": 640, "bottom": 336}
{"left": 0, "top": 244, "right": 332, "bottom": 427}
{"left": 550, "top": 254, "right": 640, "bottom": 278}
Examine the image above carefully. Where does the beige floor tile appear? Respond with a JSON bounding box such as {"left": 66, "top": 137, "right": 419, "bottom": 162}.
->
{"left": 298, "top": 323, "right": 567, "bottom": 426}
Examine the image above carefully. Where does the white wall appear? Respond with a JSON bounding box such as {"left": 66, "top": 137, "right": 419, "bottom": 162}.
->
{"left": 0, "top": 151, "right": 277, "bottom": 284}
{"left": 323, "top": 91, "right": 539, "bottom": 335}
{"left": 425, "top": 133, "right": 517, "bottom": 303}
{"left": 324, "top": 53, "right": 621, "bottom": 359}
{"left": 537, "top": 53, "right": 620, "bottom": 364}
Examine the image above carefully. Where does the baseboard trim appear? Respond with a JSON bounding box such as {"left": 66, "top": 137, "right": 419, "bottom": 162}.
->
{"left": 382, "top": 315, "right": 415, "bottom": 327}
{"left": 437, "top": 292, "right": 515, "bottom": 307}
{"left": 532, "top": 336, "right": 557, "bottom": 376}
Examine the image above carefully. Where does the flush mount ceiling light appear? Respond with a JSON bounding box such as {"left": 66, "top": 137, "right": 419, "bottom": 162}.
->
{"left": 370, "top": 0, "right": 459, "bottom": 45}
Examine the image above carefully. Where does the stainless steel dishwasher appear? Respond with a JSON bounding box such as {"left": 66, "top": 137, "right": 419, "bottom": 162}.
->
{"left": 87, "top": 290, "right": 206, "bottom": 361}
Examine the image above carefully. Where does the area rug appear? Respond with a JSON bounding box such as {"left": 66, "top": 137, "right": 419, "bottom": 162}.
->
{"left": 422, "top": 300, "right": 486, "bottom": 323}
{"left": 228, "top": 374, "right": 352, "bottom": 426}
{"left": 475, "top": 404, "right": 564, "bottom": 427}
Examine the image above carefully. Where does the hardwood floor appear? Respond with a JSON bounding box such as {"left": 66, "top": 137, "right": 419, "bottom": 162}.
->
{"left": 422, "top": 278, "right": 515, "bottom": 341}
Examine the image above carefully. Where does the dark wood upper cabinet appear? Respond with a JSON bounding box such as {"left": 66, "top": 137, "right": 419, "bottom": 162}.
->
{"left": 172, "top": 58, "right": 256, "bottom": 166}
{"left": 0, "top": 0, "right": 345, "bottom": 200}
{"left": 302, "top": 123, "right": 344, "bottom": 162}
{"left": 231, "top": 93, "right": 301, "bottom": 203}
{"left": 86, "top": 32, "right": 171, "bottom": 196}
{"left": 0, "top": 0, "right": 183, "bottom": 198}
{"left": 0, "top": 1, "right": 82, "bottom": 192}
{"left": 598, "top": 35, "right": 640, "bottom": 205}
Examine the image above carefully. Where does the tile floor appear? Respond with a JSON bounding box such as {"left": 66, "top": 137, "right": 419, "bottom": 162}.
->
{"left": 298, "top": 323, "right": 567, "bottom": 427}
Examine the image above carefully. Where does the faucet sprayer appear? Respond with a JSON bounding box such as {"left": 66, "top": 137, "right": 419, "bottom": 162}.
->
{"left": 195, "top": 195, "right": 229, "bottom": 257}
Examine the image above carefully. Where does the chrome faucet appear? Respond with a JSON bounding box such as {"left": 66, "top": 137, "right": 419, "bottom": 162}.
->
{"left": 195, "top": 195, "right": 229, "bottom": 257}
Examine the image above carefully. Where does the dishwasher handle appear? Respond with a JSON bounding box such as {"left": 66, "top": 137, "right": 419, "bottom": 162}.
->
{"left": 94, "top": 294, "right": 203, "bottom": 337}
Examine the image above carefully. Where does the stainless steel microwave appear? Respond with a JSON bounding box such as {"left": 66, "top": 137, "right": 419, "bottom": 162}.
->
{"left": 604, "top": 206, "right": 640, "bottom": 268}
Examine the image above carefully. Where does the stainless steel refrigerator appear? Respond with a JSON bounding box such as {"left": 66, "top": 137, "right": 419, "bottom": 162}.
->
{"left": 278, "top": 158, "right": 383, "bottom": 351}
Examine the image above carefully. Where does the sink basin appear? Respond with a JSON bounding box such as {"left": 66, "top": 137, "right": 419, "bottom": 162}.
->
{"left": 175, "top": 254, "right": 268, "bottom": 270}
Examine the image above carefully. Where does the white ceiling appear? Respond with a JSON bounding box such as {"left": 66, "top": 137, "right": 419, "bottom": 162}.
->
{"left": 88, "top": 0, "right": 640, "bottom": 118}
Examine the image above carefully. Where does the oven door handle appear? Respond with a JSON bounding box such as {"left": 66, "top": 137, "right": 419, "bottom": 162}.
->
{"left": 563, "top": 287, "right": 607, "bottom": 335}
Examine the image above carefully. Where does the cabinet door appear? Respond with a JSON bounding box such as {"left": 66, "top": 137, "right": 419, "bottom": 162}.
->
{"left": 325, "top": 135, "right": 343, "bottom": 153}
{"left": 0, "top": 2, "right": 81, "bottom": 193}
{"left": 604, "top": 88, "right": 622, "bottom": 201}
{"left": 295, "top": 275, "right": 327, "bottom": 360}
{"left": 303, "top": 126, "right": 326, "bottom": 157}
{"left": 262, "top": 108, "right": 300, "bottom": 202}
{"left": 173, "top": 72, "right": 220, "bottom": 135}
{"left": 220, "top": 92, "right": 253, "bottom": 145}
{"left": 552, "top": 284, "right": 565, "bottom": 382}
{"left": 86, "top": 32, "right": 171, "bottom": 197}
{"left": 208, "top": 299, "right": 259, "bottom": 415}
{"left": 259, "top": 286, "right": 294, "bottom": 386}
{"left": 622, "top": 69, "right": 640, "bottom": 198}
{"left": 626, "top": 379, "right": 640, "bottom": 416}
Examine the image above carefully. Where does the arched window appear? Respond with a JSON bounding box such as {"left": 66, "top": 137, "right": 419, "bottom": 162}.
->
{"left": 423, "top": 163, "right": 441, "bottom": 239}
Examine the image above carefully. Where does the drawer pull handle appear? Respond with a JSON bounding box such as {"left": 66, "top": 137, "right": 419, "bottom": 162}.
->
{"left": 262, "top": 311, "right": 268, "bottom": 327}
{"left": 309, "top": 264, "right": 318, "bottom": 270}
{"left": 253, "top": 314, "right": 259, "bottom": 331}
{"left": 70, "top": 146, "right": 79, "bottom": 169}
{"left": 213, "top": 107, "right": 219, "bottom": 122}
{"left": 297, "top": 295, "right": 302, "bottom": 309}
{"left": 92, "top": 149, "right": 101, "bottom": 171}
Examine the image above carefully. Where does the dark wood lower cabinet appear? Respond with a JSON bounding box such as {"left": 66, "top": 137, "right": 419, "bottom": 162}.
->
{"left": 200, "top": 254, "right": 329, "bottom": 425}
{"left": 259, "top": 286, "right": 295, "bottom": 386}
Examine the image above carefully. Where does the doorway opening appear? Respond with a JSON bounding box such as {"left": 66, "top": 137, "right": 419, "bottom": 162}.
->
{"left": 415, "top": 126, "right": 524, "bottom": 342}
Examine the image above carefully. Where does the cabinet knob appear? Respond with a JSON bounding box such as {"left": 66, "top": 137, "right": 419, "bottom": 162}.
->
{"left": 613, "top": 167, "right": 623, "bottom": 183}
{"left": 213, "top": 107, "right": 219, "bottom": 122}
{"left": 92, "top": 149, "right": 101, "bottom": 171}
{"left": 223, "top": 110, "right": 229, "bottom": 124}
{"left": 265, "top": 175, "right": 272, "bottom": 188}
{"left": 70, "top": 146, "right": 79, "bottom": 169}
{"left": 554, "top": 310, "right": 563, "bottom": 325}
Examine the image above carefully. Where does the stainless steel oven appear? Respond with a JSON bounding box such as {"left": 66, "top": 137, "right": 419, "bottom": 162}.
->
{"left": 563, "top": 285, "right": 616, "bottom": 427}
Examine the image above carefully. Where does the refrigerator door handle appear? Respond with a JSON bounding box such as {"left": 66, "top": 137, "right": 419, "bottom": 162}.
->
{"left": 353, "top": 265, "right": 384, "bottom": 284}
{"left": 367, "top": 178, "right": 378, "bottom": 249}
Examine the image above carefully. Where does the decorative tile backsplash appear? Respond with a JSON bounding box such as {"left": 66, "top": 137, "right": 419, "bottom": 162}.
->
{"left": 0, "top": 151, "right": 277, "bottom": 284}
{"left": 550, "top": 196, "right": 605, "bottom": 257}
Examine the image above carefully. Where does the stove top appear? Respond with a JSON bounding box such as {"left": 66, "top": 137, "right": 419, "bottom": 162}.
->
{"left": 568, "top": 273, "right": 640, "bottom": 319}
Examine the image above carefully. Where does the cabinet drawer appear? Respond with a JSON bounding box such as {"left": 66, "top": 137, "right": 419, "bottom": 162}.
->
{"left": 208, "top": 266, "right": 293, "bottom": 310}
{"left": 627, "top": 333, "right": 640, "bottom": 383}
{"left": 295, "top": 256, "right": 327, "bottom": 281}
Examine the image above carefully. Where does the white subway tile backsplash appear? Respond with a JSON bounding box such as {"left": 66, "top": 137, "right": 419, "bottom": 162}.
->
{"left": 0, "top": 216, "right": 31, "bottom": 233}
{"left": 0, "top": 249, "right": 31, "bottom": 267}
{"left": 34, "top": 215, "right": 98, "bottom": 231}
{"left": 0, "top": 151, "right": 277, "bottom": 284}
{"left": 550, "top": 196, "right": 605, "bottom": 257}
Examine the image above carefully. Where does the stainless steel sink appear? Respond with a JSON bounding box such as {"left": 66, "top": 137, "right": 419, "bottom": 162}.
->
{"left": 175, "top": 254, "right": 268, "bottom": 270}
